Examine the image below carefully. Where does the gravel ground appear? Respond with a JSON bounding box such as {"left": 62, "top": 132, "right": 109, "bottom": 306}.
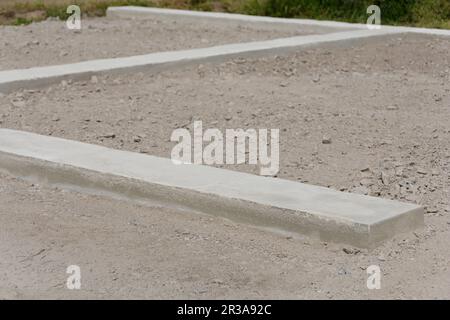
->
{"left": 0, "top": 32, "right": 449, "bottom": 298}
{"left": 0, "top": 172, "right": 449, "bottom": 299}
{"left": 0, "top": 15, "right": 340, "bottom": 70}
{"left": 1, "top": 32, "right": 448, "bottom": 210}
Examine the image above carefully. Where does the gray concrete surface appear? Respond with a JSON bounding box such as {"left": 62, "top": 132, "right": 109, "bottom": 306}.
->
{"left": 1, "top": 14, "right": 323, "bottom": 71}
{"left": 107, "top": 6, "right": 363, "bottom": 29}
{"left": 108, "top": 6, "right": 450, "bottom": 37}
{"left": 0, "top": 29, "right": 397, "bottom": 93}
{"left": 1, "top": 170, "right": 447, "bottom": 299}
{"left": 0, "top": 129, "right": 424, "bottom": 248}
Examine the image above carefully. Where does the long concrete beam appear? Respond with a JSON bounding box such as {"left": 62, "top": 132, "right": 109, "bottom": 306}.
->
{"left": 0, "top": 129, "right": 424, "bottom": 248}
{"left": 0, "top": 29, "right": 397, "bottom": 94}
{"left": 107, "top": 6, "right": 450, "bottom": 37}
{"left": 107, "top": 6, "right": 366, "bottom": 29}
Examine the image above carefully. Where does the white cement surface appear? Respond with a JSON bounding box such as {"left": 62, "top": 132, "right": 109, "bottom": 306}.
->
{"left": 107, "top": 6, "right": 368, "bottom": 29}
{"left": 0, "top": 129, "right": 423, "bottom": 228}
{"left": 108, "top": 6, "right": 450, "bottom": 37}
{"left": 0, "top": 29, "right": 397, "bottom": 93}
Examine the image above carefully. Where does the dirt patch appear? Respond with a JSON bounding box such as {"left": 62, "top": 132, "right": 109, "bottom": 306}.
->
{"left": 0, "top": 9, "right": 47, "bottom": 25}
{"left": 0, "top": 172, "right": 449, "bottom": 299}
{"left": 1, "top": 33, "right": 448, "bottom": 209}
{"left": 0, "top": 32, "right": 449, "bottom": 299}
{"left": 0, "top": 15, "right": 339, "bottom": 70}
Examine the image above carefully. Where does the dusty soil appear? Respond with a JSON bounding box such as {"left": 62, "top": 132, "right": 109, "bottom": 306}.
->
{"left": 1, "top": 33, "right": 449, "bottom": 207}
{"left": 0, "top": 172, "right": 449, "bottom": 299}
{"left": 0, "top": 32, "right": 449, "bottom": 298}
{"left": 0, "top": 15, "right": 339, "bottom": 70}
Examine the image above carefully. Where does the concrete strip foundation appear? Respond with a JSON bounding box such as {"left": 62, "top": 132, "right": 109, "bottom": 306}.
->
{"left": 107, "top": 6, "right": 365, "bottom": 29}
{"left": 0, "top": 129, "right": 424, "bottom": 248}
{"left": 107, "top": 6, "right": 450, "bottom": 37}
{"left": 0, "top": 29, "right": 397, "bottom": 94}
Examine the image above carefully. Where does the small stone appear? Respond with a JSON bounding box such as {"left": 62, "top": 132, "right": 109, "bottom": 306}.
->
{"left": 132, "top": 135, "right": 142, "bottom": 143}
{"left": 395, "top": 167, "right": 404, "bottom": 177}
{"left": 417, "top": 168, "right": 428, "bottom": 175}
{"left": 381, "top": 171, "right": 390, "bottom": 185}
{"left": 51, "top": 116, "right": 60, "bottom": 122}
{"left": 377, "top": 255, "right": 386, "bottom": 261}
{"left": 386, "top": 105, "right": 399, "bottom": 111}
{"left": 90, "top": 76, "right": 98, "bottom": 84}
{"left": 322, "top": 136, "right": 332, "bottom": 144}
{"left": 360, "top": 178, "right": 373, "bottom": 186}
{"left": 224, "top": 115, "right": 233, "bottom": 121}
{"left": 338, "top": 267, "right": 349, "bottom": 275}
{"left": 427, "top": 207, "right": 438, "bottom": 214}
{"left": 211, "top": 279, "right": 224, "bottom": 285}
{"left": 343, "top": 247, "right": 360, "bottom": 255}
{"left": 343, "top": 248, "right": 353, "bottom": 254}
{"left": 102, "top": 133, "right": 116, "bottom": 139}
{"left": 11, "top": 100, "right": 25, "bottom": 108}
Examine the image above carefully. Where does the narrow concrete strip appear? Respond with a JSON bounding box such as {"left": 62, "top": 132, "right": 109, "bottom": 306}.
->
{"left": 107, "top": 6, "right": 450, "bottom": 37}
{"left": 107, "top": 6, "right": 368, "bottom": 29}
{"left": 0, "top": 29, "right": 396, "bottom": 93}
{"left": 0, "top": 129, "right": 424, "bottom": 248}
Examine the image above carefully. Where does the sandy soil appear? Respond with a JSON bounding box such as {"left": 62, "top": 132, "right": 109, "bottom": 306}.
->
{"left": 0, "top": 32, "right": 449, "bottom": 298}
{"left": 0, "top": 15, "right": 339, "bottom": 70}
{"left": 0, "top": 172, "right": 449, "bottom": 299}
{"left": 1, "top": 33, "right": 448, "bottom": 207}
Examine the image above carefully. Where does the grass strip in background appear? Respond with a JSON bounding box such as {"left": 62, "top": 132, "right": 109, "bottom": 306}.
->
{"left": 0, "top": 0, "right": 448, "bottom": 28}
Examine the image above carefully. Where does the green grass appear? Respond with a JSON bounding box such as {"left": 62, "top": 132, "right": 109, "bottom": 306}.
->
{"left": 0, "top": 0, "right": 449, "bottom": 29}
{"left": 0, "top": 0, "right": 156, "bottom": 24}
{"left": 243, "top": 0, "right": 450, "bottom": 28}
{"left": 13, "top": 17, "right": 33, "bottom": 25}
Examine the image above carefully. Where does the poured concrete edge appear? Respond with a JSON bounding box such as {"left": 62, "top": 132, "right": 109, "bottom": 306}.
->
{"left": 108, "top": 6, "right": 450, "bottom": 37}
{"left": 0, "top": 129, "right": 424, "bottom": 248}
{"left": 0, "top": 29, "right": 397, "bottom": 93}
{"left": 107, "top": 6, "right": 365, "bottom": 30}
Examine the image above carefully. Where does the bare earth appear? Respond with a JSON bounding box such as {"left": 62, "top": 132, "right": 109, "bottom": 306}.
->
{"left": 0, "top": 15, "right": 339, "bottom": 70}
{"left": 0, "top": 27, "right": 449, "bottom": 298}
{"left": 0, "top": 172, "right": 449, "bottom": 299}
